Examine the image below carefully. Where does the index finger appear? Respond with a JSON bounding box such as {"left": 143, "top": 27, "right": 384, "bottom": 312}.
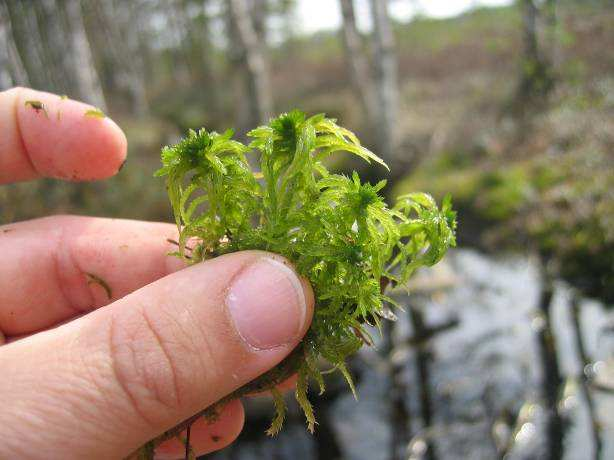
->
{"left": 0, "top": 87, "right": 127, "bottom": 184}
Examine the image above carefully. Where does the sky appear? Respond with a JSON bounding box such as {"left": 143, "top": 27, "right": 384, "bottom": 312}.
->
{"left": 295, "top": 0, "right": 513, "bottom": 35}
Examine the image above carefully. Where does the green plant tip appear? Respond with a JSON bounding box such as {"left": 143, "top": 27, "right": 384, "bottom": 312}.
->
{"left": 24, "top": 100, "right": 48, "bottom": 118}
{"left": 84, "top": 108, "right": 106, "bottom": 119}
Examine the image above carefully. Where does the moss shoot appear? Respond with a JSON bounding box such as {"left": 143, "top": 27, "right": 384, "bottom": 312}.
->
{"left": 138, "top": 110, "right": 456, "bottom": 458}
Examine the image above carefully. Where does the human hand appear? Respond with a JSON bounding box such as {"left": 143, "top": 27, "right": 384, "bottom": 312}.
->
{"left": 0, "top": 88, "right": 314, "bottom": 459}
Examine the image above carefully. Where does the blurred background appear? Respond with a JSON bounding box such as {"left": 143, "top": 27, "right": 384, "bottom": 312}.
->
{"left": 1, "top": 0, "right": 613, "bottom": 459}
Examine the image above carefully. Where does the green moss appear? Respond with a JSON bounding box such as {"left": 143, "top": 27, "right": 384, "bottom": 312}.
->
{"left": 476, "top": 167, "right": 534, "bottom": 220}
{"left": 24, "top": 100, "right": 48, "bottom": 118}
{"left": 153, "top": 110, "right": 456, "bottom": 440}
{"left": 84, "top": 108, "right": 106, "bottom": 119}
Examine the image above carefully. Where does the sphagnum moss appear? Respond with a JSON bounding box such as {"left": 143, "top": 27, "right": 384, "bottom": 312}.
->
{"left": 133, "top": 110, "right": 456, "bottom": 459}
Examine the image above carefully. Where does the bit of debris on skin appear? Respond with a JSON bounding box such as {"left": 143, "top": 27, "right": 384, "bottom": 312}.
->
{"left": 85, "top": 272, "right": 112, "bottom": 300}
{"left": 84, "top": 108, "right": 106, "bottom": 119}
{"left": 211, "top": 435, "right": 221, "bottom": 443}
{"left": 119, "top": 244, "right": 129, "bottom": 250}
{"left": 24, "top": 100, "right": 49, "bottom": 118}
{"left": 1, "top": 228, "right": 13, "bottom": 234}
{"left": 58, "top": 96, "right": 68, "bottom": 120}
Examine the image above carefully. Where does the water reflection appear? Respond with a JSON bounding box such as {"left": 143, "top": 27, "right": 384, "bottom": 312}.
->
{"left": 209, "top": 249, "right": 614, "bottom": 460}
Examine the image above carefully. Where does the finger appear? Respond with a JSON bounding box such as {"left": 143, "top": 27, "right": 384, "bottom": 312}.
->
{"left": 0, "top": 216, "right": 185, "bottom": 336}
{"left": 0, "top": 87, "right": 127, "bottom": 184}
{"left": 155, "top": 400, "right": 244, "bottom": 459}
{"left": 0, "top": 250, "right": 314, "bottom": 459}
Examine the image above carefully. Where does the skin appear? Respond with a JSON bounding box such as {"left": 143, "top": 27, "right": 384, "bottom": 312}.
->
{"left": 0, "top": 88, "right": 314, "bottom": 459}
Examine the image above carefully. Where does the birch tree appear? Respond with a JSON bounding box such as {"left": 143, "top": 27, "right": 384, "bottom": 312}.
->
{"left": 84, "top": 0, "right": 149, "bottom": 115}
{"left": 0, "top": 1, "right": 28, "bottom": 89}
{"left": 521, "top": 0, "right": 540, "bottom": 75}
{"left": 369, "top": 0, "right": 399, "bottom": 167}
{"left": 228, "top": 0, "right": 273, "bottom": 128}
{"left": 516, "top": 0, "right": 554, "bottom": 108}
{"left": 0, "top": 8, "right": 12, "bottom": 90}
{"left": 180, "top": 0, "right": 214, "bottom": 82}
{"left": 63, "top": 0, "right": 106, "bottom": 110}
{"left": 339, "top": 0, "right": 375, "bottom": 119}
{"left": 251, "top": 0, "right": 268, "bottom": 43}
{"left": 120, "top": 1, "right": 149, "bottom": 115}
{"left": 3, "top": 0, "right": 49, "bottom": 90}
{"left": 36, "top": 0, "right": 79, "bottom": 94}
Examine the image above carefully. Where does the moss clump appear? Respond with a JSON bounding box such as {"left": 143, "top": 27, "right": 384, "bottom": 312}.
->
{"left": 151, "top": 110, "right": 455, "bottom": 446}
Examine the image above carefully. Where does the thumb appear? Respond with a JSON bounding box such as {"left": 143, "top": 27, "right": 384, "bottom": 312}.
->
{"left": 0, "top": 251, "right": 314, "bottom": 459}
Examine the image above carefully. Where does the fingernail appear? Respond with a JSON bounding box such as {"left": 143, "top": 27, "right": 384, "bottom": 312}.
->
{"left": 227, "top": 257, "right": 307, "bottom": 350}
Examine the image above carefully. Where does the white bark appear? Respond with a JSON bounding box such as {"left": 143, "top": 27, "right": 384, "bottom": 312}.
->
{"left": 121, "top": 0, "right": 149, "bottom": 116}
{"left": 228, "top": 0, "right": 273, "bottom": 125}
{"left": 0, "top": 1, "right": 28, "bottom": 88}
{"left": 339, "top": 0, "right": 375, "bottom": 118}
{"left": 251, "top": 0, "right": 267, "bottom": 43}
{"left": 0, "top": 13, "right": 12, "bottom": 89}
{"left": 370, "top": 0, "right": 399, "bottom": 165}
{"left": 38, "top": 0, "right": 79, "bottom": 94}
{"left": 64, "top": 0, "right": 106, "bottom": 110}
{"left": 91, "top": 0, "right": 148, "bottom": 115}
{"left": 3, "top": 0, "right": 48, "bottom": 89}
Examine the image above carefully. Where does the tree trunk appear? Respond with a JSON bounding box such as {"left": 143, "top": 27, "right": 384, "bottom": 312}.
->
{"left": 0, "top": 1, "right": 29, "bottom": 88}
{"left": 543, "top": 0, "right": 559, "bottom": 69}
{"left": 0, "top": 8, "right": 12, "bottom": 90}
{"left": 369, "top": 0, "right": 399, "bottom": 168}
{"left": 192, "top": 0, "right": 219, "bottom": 112}
{"left": 408, "top": 304, "right": 437, "bottom": 460}
{"left": 36, "top": 0, "right": 77, "bottom": 95}
{"left": 228, "top": 0, "right": 273, "bottom": 128}
{"left": 117, "top": 0, "right": 149, "bottom": 116}
{"left": 85, "top": 0, "right": 148, "bottom": 115}
{"left": 174, "top": 0, "right": 206, "bottom": 83}
{"left": 128, "top": 0, "right": 155, "bottom": 88}
{"left": 0, "top": 18, "right": 11, "bottom": 89}
{"left": 63, "top": 0, "right": 106, "bottom": 110}
{"left": 522, "top": 0, "right": 540, "bottom": 67}
{"left": 516, "top": 0, "right": 553, "bottom": 110}
{"left": 339, "top": 0, "right": 375, "bottom": 120}
{"left": 183, "top": 0, "right": 214, "bottom": 82}
{"left": 252, "top": 0, "right": 268, "bottom": 44}
{"left": 534, "top": 269, "right": 564, "bottom": 460}
{"left": 3, "top": 0, "right": 49, "bottom": 89}
{"left": 569, "top": 294, "right": 602, "bottom": 460}
{"left": 384, "top": 318, "right": 412, "bottom": 460}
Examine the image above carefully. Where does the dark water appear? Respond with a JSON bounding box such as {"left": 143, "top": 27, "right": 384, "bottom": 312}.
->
{"left": 208, "top": 249, "right": 614, "bottom": 460}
